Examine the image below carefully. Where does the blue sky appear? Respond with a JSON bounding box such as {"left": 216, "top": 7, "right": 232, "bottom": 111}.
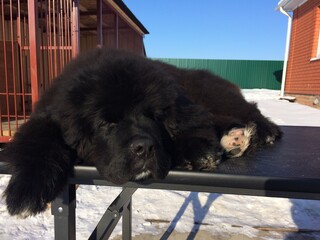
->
{"left": 123, "top": 0, "right": 288, "bottom": 60}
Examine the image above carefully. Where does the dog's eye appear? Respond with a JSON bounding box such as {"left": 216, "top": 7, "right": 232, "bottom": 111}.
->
{"left": 100, "top": 123, "right": 117, "bottom": 135}
{"left": 107, "top": 123, "right": 117, "bottom": 131}
{"left": 108, "top": 123, "right": 117, "bottom": 128}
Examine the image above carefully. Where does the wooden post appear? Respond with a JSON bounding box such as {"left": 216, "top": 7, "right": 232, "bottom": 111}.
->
{"left": 72, "top": 0, "right": 80, "bottom": 57}
{"left": 114, "top": 13, "right": 119, "bottom": 48}
{"left": 97, "top": 0, "right": 103, "bottom": 48}
{"left": 28, "top": 0, "right": 40, "bottom": 109}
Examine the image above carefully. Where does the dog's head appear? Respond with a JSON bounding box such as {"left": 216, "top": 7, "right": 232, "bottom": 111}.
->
{"left": 91, "top": 111, "right": 174, "bottom": 185}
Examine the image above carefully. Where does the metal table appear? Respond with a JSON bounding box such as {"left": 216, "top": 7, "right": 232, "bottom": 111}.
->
{"left": 1, "top": 126, "right": 320, "bottom": 239}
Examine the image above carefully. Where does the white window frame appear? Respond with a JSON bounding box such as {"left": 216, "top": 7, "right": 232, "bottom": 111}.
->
{"left": 316, "top": 29, "right": 320, "bottom": 58}
{"left": 311, "top": 7, "right": 320, "bottom": 61}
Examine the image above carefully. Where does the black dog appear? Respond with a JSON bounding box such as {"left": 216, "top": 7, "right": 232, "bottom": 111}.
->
{"left": 1, "top": 49, "right": 281, "bottom": 217}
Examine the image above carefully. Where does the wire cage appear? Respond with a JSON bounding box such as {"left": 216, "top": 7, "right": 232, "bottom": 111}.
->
{"left": 0, "top": 0, "right": 148, "bottom": 142}
{"left": 0, "top": 0, "right": 77, "bottom": 142}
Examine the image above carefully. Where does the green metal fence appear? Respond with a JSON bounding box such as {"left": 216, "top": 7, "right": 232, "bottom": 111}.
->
{"left": 156, "top": 58, "right": 283, "bottom": 90}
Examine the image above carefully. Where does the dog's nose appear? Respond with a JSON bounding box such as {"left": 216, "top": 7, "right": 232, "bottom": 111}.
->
{"left": 130, "top": 138, "right": 155, "bottom": 158}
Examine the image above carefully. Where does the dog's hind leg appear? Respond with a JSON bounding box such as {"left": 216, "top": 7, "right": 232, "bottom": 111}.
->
{"left": 1, "top": 117, "right": 76, "bottom": 217}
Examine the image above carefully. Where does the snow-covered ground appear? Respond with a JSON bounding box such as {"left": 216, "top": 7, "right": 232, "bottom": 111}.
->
{"left": 1, "top": 89, "right": 320, "bottom": 240}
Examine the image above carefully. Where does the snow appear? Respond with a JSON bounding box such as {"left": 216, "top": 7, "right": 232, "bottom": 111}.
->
{"left": 1, "top": 89, "right": 320, "bottom": 240}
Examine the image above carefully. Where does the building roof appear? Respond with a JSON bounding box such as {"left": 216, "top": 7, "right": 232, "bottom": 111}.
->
{"left": 276, "top": 0, "right": 309, "bottom": 11}
{"left": 80, "top": 0, "right": 149, "bottom": 36}
{"left": 112, "top": 0, "right": 149, "bottom": 34}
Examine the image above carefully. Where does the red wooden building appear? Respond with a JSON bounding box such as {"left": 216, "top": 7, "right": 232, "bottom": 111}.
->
{"left": 0, "top": 0, "right": 149, "bottom": 142}
{"left": 277, "top": 0, "right": 320, "bottom": 97}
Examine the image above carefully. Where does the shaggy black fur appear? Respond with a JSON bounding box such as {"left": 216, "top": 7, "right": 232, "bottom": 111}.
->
{"left": 0, "top": 49, "right": 281, "bottom": 217}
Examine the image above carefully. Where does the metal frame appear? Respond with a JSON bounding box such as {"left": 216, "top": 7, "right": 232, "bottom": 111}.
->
{"left": 0, "top": 160, "right": 320, "bottom": 239}
{"left": 47, "top": 165, "right": 320, "bottom": 240}
{"left": 51, "top": 182, "right": 136, "bottom": 240}
{"left": 2, "top": 160, "right": 319, "bottom": 239}
{"left": 51, "top": 184, "right": 77, "bottom": 240}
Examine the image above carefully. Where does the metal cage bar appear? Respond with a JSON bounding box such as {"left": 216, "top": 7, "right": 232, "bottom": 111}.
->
{"left": 0, "top": 0, "right": 76, "bottom": 142}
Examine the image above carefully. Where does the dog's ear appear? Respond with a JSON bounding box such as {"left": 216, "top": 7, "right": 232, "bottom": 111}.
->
{"left": 160, "top": 94, "right": 215, "bottom": 138}
{"left": 3, "top": 117, "right": 76, "bottom": 217}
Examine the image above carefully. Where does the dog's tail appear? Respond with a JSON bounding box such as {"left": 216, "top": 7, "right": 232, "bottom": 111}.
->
{"left": 1, "top": 117, "right": 76, "bottom": 217}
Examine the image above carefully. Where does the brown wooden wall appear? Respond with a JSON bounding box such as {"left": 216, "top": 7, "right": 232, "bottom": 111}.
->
{"left": 80, "top": 27, "right": 144, "bottom": 55}
{"left": 80, "top": 6, "right": 145, "bottom": 56}
{"left": 285, "top": 0, "right": 320, "bottom": 95}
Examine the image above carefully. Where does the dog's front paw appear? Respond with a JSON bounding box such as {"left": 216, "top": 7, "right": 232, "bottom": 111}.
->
{"left": 192, "top": 150, "right": 223, "bottom": 171}
{"left": 175, "top": 137, "right": 223, "bottom": 171}
{"left": 254, "top": 118, "right": 282, "bottom": 145}
{"left": 5, "top": 173, "right": 50, "bottom": 217}
{"left": 264, "top": 126, "right": 282, "bottom": 144}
